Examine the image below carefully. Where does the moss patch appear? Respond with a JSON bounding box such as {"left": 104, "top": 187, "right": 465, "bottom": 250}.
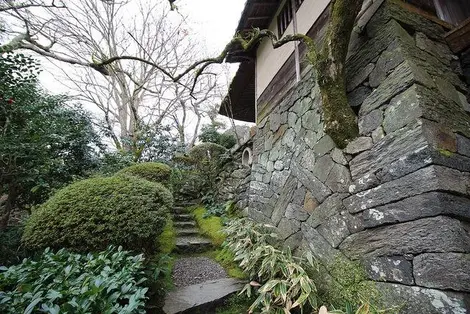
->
{"left": 158, "top": 216, "right": 176, "bottom": 254}
{"left": 313, "top": 255, "right": 381, "bottom": 309}
{"left": 438, "top": 149, "right": 453, "bottom": 157}
{"left": 193, "top": 207, "right": 225, "bottom": 246}
{"left": 215, "top": 294, "right": 255, "bottom": 314}
{"left": 213, "top": 249, "right": 247, "bottom": 280}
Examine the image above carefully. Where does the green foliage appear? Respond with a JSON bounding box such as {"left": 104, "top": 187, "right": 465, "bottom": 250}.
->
{"left": 0, "top": 225, "right": 28, "bottom": 266}
{"left": 222, "top": 218, "right": 317, "bottom": 313}
{"left": 322, "top": 257, "right": 379, "bottom": 309}
{"left": 199, "top": 124, "right": 237, "bottom": 149}
{"left": 0, "top": 53, "right": 101, "bottom": 226}
{"left": 193, "top": 207, "right": 225, "bottom": 246}
{"left": 158, "top": 217, "right": 176, "bottom": 254}
{"left": 95, "top": 151, "right": 134, "bottom": 176}
{"left": 0, "top": 246, "right": 148, "bottom": 313}
{"left": 215, "top": 294, "right": 256, "bottom": 314}
{"left": 22, "top": 176, "right": 173, "bottom": 253}
{"left": 188, "top": 143, "right": 230, "bottom": 195}
{"left": 188, "top": 142, "right": 228, "bottom": 162}
{"left": 117, "top": 162, "right": 173, "bottom": 188}
{"left": 214, "top": 249, "right": 247, "bottom": 280}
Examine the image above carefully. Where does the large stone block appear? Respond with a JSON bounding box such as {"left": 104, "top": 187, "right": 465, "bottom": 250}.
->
{"left": 317, "top": 214, "right": 350, "bottom": 248}
{"left": 312, "top": 154, "right": 335, "bottom": 182}
{"left": 305, "top": 193, "right": 348, "bottom": 228}
{"left": 349, "top": 123, "right": 428, "bottom": 183}
{"left": 360, "top": 60, "right": 434, "bottom": 115}
{"left": 362, "top": 192, "right": 470, "bottom": 228}
{"left": 358, "top": 109, "right": 383, "bottom": 135}
{"left": 382, "top": 84, "right": 422, "bottom": 134}
{"left": 344, "top": 165, "right": 469, "bottom": 213}
{"left": 339, "top": 216, "right": 470, "bottom": 259}
{"left": 301, "top": 223, "right": 342, "bottom": 262}
{"left": 369, "top": 48, "right": 405, "bottom": 88}
{"left": 292, "top": 160, "right": 331, "bottom": 203}
{"left": 375, "top": 282, "right": 469, "bottom": 314}
{"left": 363, "top": 256, "right": 414, "bottom": 285}
{"left": 325, "top": 163, "right": 352, "bottom": 193}
{"left": 414, "top": 253, "right": 470, "bottom": 292}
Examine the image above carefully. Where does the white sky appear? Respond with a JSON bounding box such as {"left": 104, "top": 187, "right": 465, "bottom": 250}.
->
{"left": 34, "top": 0, "right": 251, "bottom": 146}
{"left": 179, "top": 0, "right": 246, "bottom": 54}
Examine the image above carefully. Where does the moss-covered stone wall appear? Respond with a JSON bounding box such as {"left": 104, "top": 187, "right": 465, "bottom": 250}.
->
{"left": 246, "top": 1, "right": 470, "bottom": 312}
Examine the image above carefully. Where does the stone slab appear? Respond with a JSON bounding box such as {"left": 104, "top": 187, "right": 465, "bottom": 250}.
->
{"left": 339, "top": 216, "right": 470, "bottom": 259}
{"left": 414, "top": 253, "right": 470, "bottom": 292}
{"left": 163, "top": 278, "right": 244, "bottom": 314}
{"left": 376, "top": 282, "right": 470, "bottom": 314}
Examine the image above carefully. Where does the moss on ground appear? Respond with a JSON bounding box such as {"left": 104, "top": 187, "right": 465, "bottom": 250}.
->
{"left": 158, "top": 216, "right": 176, "bottom": 254}
{"left": 202, "top": 249, "right": 247, "bottom": 280}
{"left": 215, "top": 294, "right": 255, "bottom": 314}
{"left": 193, "top": 207, "right": 225, "bottom": 246}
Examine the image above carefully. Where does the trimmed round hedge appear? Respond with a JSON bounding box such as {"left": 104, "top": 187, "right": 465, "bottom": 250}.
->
{"left": 22, "top": 175, "right": 173, "bottom": 253}
{"left": 116, "top": 162, "right": 172, "bottom": 188}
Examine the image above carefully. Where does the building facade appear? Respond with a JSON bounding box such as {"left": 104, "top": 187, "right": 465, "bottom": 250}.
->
{"left": 219, "top": 0, "right": 470, "bottom": 312}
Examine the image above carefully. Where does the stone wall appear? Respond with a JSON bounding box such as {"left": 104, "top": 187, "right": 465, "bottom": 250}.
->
{"left": 217, "top": 140, "right": 252, "bottom": 210}
{"left": 246, "top": 1, "right": 470, "bottom": 312}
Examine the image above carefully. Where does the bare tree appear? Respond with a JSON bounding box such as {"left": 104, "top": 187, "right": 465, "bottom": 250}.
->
{"left": 1, "top": 0, "right": 365, "bottom": 147}
{"left": 0, "top": 0, "right": 220, "bottom": 159}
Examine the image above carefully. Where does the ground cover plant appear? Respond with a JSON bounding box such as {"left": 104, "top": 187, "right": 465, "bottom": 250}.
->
{"left": 0, "top": 246, "right": 148, "bottom": 313}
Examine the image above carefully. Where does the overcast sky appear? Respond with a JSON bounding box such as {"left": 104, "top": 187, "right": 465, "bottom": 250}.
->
{"left": 180, "top": 0, "right": 246, "bottom": 53}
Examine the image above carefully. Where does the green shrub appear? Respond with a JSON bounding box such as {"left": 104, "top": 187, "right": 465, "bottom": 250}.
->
{"left": 116, "top": 162, "right": 173, "bottom": 188}
{"left": 0, "top": 246, "right": 148, "bottom": 313}
{"left": 222, "top": 218, "right": 317, "bottom": 314}
{"left": 198, "top": 124, "right": 237, "bottom": 149}
{"left": 22, "top": 175, "right": 173, "bottom": 253}
{"left": 188, "top": 142, "right": 228, "bottom": 162}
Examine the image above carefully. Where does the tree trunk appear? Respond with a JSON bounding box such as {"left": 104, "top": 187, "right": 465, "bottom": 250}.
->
{"left": 316, "top": 0, "right": 362, "bottom": 148}
{"left": 0, "top": 184, "right": 16, "bottom": 231}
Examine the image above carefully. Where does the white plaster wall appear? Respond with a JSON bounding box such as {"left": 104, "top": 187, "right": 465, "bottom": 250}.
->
{"left": 255, "top": 0, "right": 331, "bottom": 99}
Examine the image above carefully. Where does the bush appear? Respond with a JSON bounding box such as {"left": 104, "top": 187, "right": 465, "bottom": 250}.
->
{"left": 0, "top": 246, "right": 148, "bottom": 313}
{"left": 188, "top": 142, "right": 228, "bottom": 162}
{"left": 198, "top": 124, "right": 237, "bottom": 149}
{"left": 22, "top": 175, "right": 173, "bottom": 253}
{"left": 116, "top": 162, "right": 173, "bottom": 188}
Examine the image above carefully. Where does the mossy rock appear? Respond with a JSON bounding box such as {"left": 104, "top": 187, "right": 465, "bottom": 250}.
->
{"left": 116, "top": 162, "right": 173, "bottom": 188}
{"left": 22, "top": 175, "right": 173, "bottom": 253}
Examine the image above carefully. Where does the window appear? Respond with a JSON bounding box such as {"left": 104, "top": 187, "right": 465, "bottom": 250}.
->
{"left": 277, "top": 0, "right": 304, "bottom": 38}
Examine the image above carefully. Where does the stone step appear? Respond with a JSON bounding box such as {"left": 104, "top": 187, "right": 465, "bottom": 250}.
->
{"left": 175, "top": 236, "right": 212, "bottom": 253}
{"left": 176, "top": 228, "right": 200, "bottom": 236}
{"left": 173, "top": 206, "right": 187, "bottom": 213}
{"left": 174, "top": 221, "right": 196, "bottom": 228}
{"left": 173, "top": 214, "right": 193, "bottom": 222}
{"left": 163, "top": 278, "right": 244, "bottom": 314}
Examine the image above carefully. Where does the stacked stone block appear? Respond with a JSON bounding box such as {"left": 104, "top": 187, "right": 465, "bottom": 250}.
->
{"left": 246, "top": 1, "right": 470, "bottom": 312}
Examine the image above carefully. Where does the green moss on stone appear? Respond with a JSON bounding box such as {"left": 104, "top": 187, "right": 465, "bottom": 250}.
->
{"left": 438, "top": 149, "right": 453, "bottom": 157}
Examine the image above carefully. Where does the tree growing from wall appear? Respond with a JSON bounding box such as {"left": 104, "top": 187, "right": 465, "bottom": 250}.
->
{"left": 1, "top": 0, "right": 364, "bottom": 148}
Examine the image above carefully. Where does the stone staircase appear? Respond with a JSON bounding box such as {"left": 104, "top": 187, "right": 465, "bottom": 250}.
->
{"left": 172, "top": 201, "right": 212, "bottom": 253}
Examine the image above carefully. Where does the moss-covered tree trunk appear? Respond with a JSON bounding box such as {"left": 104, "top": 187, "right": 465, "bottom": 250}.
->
{"left": 316, "top": 0, "right": 363, "bottom": 148}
